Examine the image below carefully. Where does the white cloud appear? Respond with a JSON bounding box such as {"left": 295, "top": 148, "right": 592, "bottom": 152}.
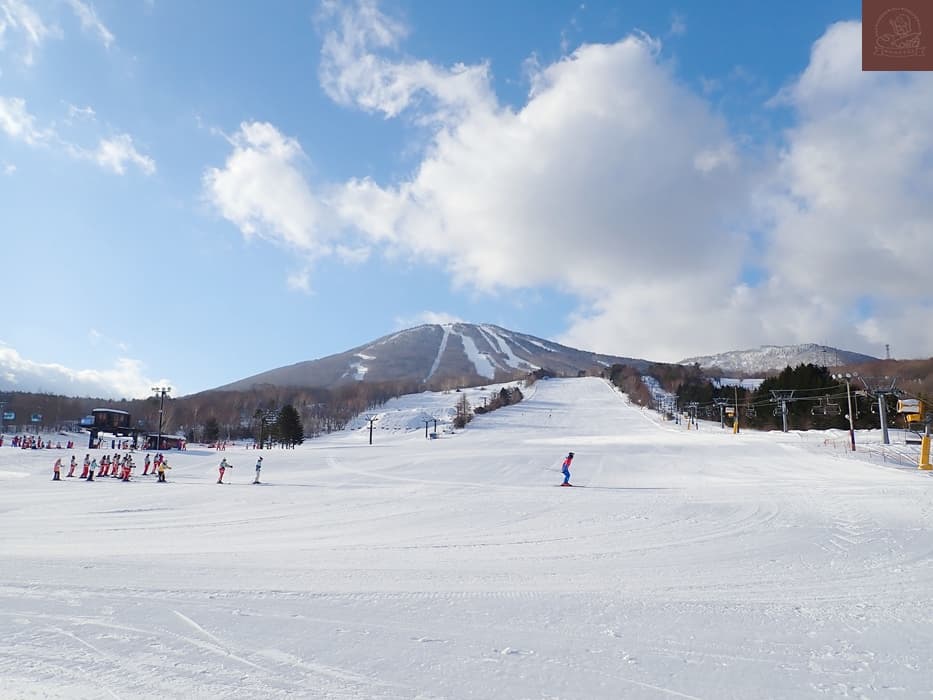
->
{"left": 753, "top": 20, "right": 933, "bottom": 358}
{"left": 0, "top": 0, "right": 56, "bottom": 64}
{"left": 0, "top": 344, "right": 166, "bottom": 399}
{"left": 0, "top": 97, "right": 155, "bottom": 176}
{"left": 90, "top": 133, "right": 156, "bottom": 175}
{"left": 2, "top": 162, "right": 14, "bottom": 174}
{"left": 669, "top": 13, "right": 687, "bottom": 36}
{"left": 64, "top": 0, "right": 114, "bottom": 48}
{"left": 0, "top": 95, "right": 49, "bottom": 144}
{"left": 286, "top": 267, "right": 312, "bottom": 294}
{"left": 67, "top": 103, "right": 96, "bottom": 120}
{"left": 394, "top": 311, "right": 465, "bottom": 329}
{"left": 203, "top": 121, "right": 327, "bottom": 253}
{"left": 317, "top": 0, "right": 493, "bottom": 121}
{"left": 208, "top": 6, "right": 932, "bottom": 362}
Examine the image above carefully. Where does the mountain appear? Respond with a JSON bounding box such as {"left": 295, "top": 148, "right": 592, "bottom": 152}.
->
{"left": 679, "top": 343, "right": 879, "bottom": 375}
{"left": 215, "top": 323, "right": 649, "bottom": 391}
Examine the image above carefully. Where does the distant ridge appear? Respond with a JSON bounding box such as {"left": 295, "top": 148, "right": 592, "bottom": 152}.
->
{"left": 679, "top": 343, "right": 878, "bottom": 375}
{"left": 215, "top": 323, "right": 649, "bottom": 391}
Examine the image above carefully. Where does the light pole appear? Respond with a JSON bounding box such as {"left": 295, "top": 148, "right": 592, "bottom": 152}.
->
{"left": 832, "top": 373, "right": 856, "bottom": 452}
{"left": 152, "top": 386, "right": 171, "bottom": 451}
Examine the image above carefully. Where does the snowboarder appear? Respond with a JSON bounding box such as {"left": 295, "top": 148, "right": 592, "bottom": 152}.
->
{"left": 561, "top": 451, "right": 574, "bottom": 486}
{"left": 66, "top": 455, "right": 77, "bottom": 477}
{"left": 253, "top": 456, "right": 262, "bottom": 484}
{"left": 52, "top": 458, "right": 62, "bottom": 481}
{"left": 217, "top": 458, "right": 231, "bottom": 484}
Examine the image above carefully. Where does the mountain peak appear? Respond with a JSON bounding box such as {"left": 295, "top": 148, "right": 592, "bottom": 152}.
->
{"left": 679, "top": 343, "right": 878, "bottom": 374}
{"left": 215, "top": 323, "right": 647, "bottom": 392}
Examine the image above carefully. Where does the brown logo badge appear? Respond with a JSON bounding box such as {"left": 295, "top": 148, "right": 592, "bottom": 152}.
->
{"left": 863, "top": 0, "right": 933, "bottom": 70}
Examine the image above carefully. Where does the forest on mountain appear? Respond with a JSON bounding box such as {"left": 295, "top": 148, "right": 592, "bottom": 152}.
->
{"left": 2, "top": 357, "right": 930, "bottom": 443}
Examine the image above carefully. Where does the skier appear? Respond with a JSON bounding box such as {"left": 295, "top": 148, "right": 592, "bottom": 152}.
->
{"left": 560, "top": 451, "right": 574, "bottom": 486}
{"left": 217, "top": 457, "right": 232, "bottom": 484}
{"left": 87, "top": 459, "right": 98, "bottom": 481}
{"left": 157, "top": 460, "right": 170, "bottom": 482}
{"left": 142, "top": 453, "right": 151, "bottom": 476}
{"left": 253, "top": 456, "right": 262, "bottom": 484}
{"left": 121, "top": 457, "right": 132, "bottom": 481}
{"left": 80, "top": 454, "right": 90, "bottom": 479}
{"left": 66, "top": 455, "right": 77, "bottom": 478}
{"left": 52, "top": 458, "right": 62, "bottom": 481}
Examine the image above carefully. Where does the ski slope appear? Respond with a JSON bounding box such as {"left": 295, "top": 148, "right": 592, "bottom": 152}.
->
{"left": 1, "top": 377, "right": 932, "bottom": 699}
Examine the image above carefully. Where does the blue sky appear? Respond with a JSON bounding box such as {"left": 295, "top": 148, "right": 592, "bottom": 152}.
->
{"left": 1, "top": 0, "right": 931, "bottom": 399}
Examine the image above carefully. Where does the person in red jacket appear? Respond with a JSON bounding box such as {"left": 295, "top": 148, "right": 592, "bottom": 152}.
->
{"left": 52, "top": 458, "right": 63, "bottom": 481}
{"left": 217, "top": 458, "right": 232, "bottom": 484}
{"left": 66, "top": 455, "right": 77, "bottom": 477}
{"left": 560, "top": 452, "right": 574, "bottom": 486}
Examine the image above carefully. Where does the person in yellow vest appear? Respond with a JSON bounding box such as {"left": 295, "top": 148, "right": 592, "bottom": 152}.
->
{"left": 157, "top": 460, "right": 171, "bottom": 483}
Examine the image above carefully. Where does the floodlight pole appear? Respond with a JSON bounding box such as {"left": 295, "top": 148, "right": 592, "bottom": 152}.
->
{"left": 367, "top": 417, "right": 377, "bottom": 445}
{"left": 833, "top": 373, "right": 856, "bottom": 452}
{"left": 152, "top": 386, "right": 171, "bottom": 451}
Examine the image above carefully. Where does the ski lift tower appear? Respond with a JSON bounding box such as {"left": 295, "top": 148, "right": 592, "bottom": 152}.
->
{"left": 860, "top": 377, "right": 898, "bottom": 445}
{"left": 770, "top": 390, "right": 796, "bottom": 433}
{"left": 713, "top": 397, "right": 728, "bottom": 429}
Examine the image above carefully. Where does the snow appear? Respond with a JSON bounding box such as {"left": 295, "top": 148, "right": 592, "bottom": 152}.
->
{"left": 480, "top": 324, "right": 539, "bottom": 371}
{"left": 2, "top": 377, "right": 932, "bottom": 699}
{"left": 457, "top": 331, "right": 496, "bottom": 379}
{"left": 346, "top": 354, "right": 371, "bottom": 381}
{"left": 425, "top": 325, "right": 451, "bottom": 381}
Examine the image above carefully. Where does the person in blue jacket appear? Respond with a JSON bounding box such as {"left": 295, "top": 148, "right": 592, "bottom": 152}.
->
{"left": 561, "top": 452, "right": 574, "bottom": 486}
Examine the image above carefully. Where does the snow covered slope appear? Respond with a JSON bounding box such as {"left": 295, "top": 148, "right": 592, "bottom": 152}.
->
{"left": 216, "top": 322, "right": 648, "bottom": 391}
{"left": 1, "top": 377, "right": 931, "bottom": 698}
{"left": 680, "top": 343, "right": 878, "bottom": 374}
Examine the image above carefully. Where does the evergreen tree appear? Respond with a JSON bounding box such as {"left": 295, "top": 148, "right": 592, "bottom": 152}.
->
{"left": 203, "top": 417, "right": 221, "bottom": 445}
{"left": 277, "top": 404, "right": 304, "bottom": 448}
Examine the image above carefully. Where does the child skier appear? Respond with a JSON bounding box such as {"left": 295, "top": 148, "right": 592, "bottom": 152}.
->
{"left": 142, "top": 453, "right": 151, "bottom": 476}
{"left": 87, "top": 459, "right": 98, "bottom": 481}
{"left": 157, "top": 460, "right": 170, "bottom": 482}
{"left": 67, "top": 455, "right": 77, "bottom": 477}
{"left": 217, "top": 458, "right": 232, "bottom": 484}
{"left": 80, "top": 454, "right": 90, "bottom": 479}
{"left": 52, "top": 458, "right": 62, "bottom": 481}
{"left": 561, "top": 451, "right": 574, "bottom": 486}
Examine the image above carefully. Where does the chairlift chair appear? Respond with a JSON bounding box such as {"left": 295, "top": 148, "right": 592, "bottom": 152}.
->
{"left": 745, "top": 406, "right": 757, "bottom": 418}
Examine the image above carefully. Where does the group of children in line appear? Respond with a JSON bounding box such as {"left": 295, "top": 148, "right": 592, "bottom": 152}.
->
{"left": 5, "top": 435, "right": 76, "bottom": 450}
{"left": 51, "top": 453, "right": 263, "bottom": 485}
{"left": 51, "top": 452, "right": 171, "bottom": 483}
